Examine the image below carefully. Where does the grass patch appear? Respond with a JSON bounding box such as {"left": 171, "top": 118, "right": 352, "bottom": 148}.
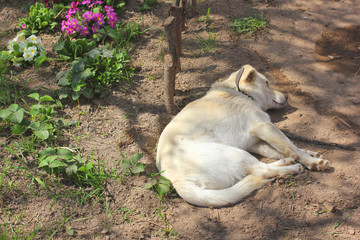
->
{"left": 229, "top": 12, "right": 267, "bottom": 35}
{"left": 196, "top": 32, "right": 217, "bottom": 53}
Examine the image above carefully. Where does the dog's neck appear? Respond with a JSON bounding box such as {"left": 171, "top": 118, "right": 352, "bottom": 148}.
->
{"left": 237, "top": 89, "right": 254, "bottom": 100}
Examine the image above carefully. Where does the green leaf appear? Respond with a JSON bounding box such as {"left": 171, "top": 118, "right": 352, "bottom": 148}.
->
{"left": 29, "top": 105, "right": 44, "bottom": 116}
{"left": 39, "top": 122, "right": 53, "bottom": 130}
{"left": 8, "top": 104, "right": 19, "bottom": 112}
{"left": 57, "top": 148, "right": 73, "bottom": 160}
{"left": 81, "top": 68, "right": 92, "bottom": 79}
{"left": 0, "top": 109, "right": 12, "bottom": 120}
{"left": 85, "top": 162, "right": 94, "bottom": 171}
{"left": 131, "top": 153, "right": 143, "bottom": 164}
{"left": 35, "top": 54, "right": 47, "bottom": 69}
{"left": 10, "top": 109, "right": 24, "bottom": 124}
{"left": 65, "top": 164, "right": 77, "bottom": 176}
{"left": 66, "top": 225, "right": 74, "bottom": 236}
{"left": 48, "top": 160, "right": 67, "bottom": 169}
{"left": 35, "top": 129, "right": 49, "bottom": 140}
{"left": 82, "top": 87, "right": 94, "bottom": 99}
{"left": 72, "top": 60, "right": 85, "bottom": 72}
{"left": 39, "top": 95, "right": 54, "bottom": 103}
{"left": 131, "top": 163, "right": 146, "bottom": 174}
{"left": 157, "top": 176, "right": 172, "bottom": 197}
{"left": 12, "top": 124, "right": 27, "bottom": 135}
{"left": 71, "top": 91, "right": 80, "bottom": 100}
{"left": 122, "top": 158, "right": 132, "bottom": 171}
{"left": 40, "top": 155, "right": 58, "bottom": 167}
{"left": 40, "top": 147, "right": 56, "bottom": 159}
{"left": 34, "top": 177, "right": 49, "bottom": 191}
{"left": 29, "top": 121, "right": 41, "bottom": 130}
{"left": 28, "top": 93, "right": 40, "bottom": 101}
{"left": 56, "top": 71, "right": 67, "bottom": 84}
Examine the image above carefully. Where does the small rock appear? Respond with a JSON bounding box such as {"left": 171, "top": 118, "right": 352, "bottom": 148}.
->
{"left": 323, "top": 201, "right": 335, "bottom": 212}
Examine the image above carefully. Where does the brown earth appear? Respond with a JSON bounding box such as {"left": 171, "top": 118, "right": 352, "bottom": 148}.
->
{"left": 1, "top": 0, "right": 360, "bottom": 239}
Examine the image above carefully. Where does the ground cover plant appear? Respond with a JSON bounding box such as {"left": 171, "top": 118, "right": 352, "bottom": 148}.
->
{"left": 1, "top": 0, "right": 359, "bottom": 239}
{"left": 229, "top": 12, "right": 267, "bottom": 35}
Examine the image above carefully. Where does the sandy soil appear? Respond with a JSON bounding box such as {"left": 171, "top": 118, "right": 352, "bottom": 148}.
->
{"left": 1, "top": 0, "right": 359, "bottom": 239}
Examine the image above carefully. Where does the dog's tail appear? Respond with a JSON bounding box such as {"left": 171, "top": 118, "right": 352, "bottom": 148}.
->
{"left": 173, "top": 175, "right": 269, "bottom": 207}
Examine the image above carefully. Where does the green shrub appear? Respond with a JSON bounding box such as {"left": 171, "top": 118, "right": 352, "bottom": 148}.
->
{"left": 56, "top": 46, "right": 134, "bottom": 100}
{"left": 53, "top": 35, "right": 97, "bottom": 61}
{"left": 19, "top": 2, "right": 58, "bottom": 35}
{"left": 0, "top": 93, "right": 71, "bottom": 144}
{"left": 229, "top": 12, "right": 267, "bottom": 34}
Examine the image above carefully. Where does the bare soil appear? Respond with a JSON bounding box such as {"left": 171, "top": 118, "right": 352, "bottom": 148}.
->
{"left": 1, "top": 0, "right": 360, "bottom": 239}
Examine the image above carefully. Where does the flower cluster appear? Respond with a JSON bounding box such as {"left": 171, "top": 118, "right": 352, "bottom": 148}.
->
{"left": 61, "top": 0, "right": 119, "bottom": 37}
{"left": 7, "top": 32, "right": 45, "bottom": 66}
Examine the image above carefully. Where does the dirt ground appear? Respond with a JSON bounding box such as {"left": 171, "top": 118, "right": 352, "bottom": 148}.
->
{"left": 1, "top": 0, "right": 360, "bottom": 239}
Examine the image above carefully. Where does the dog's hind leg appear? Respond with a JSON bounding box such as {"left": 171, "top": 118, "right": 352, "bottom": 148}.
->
{"left": 248, "top": 140, "right": 286, "bottom": 159}
{"left": 250, "top": 122, "right": 329, "bottom": 171}
{"left": 250, "top": 160, "right": 304, "bottom": 179}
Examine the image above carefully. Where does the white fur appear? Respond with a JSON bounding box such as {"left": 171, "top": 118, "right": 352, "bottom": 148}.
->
{"left": 156, "top": 65, "right": 329, "bottom": 207}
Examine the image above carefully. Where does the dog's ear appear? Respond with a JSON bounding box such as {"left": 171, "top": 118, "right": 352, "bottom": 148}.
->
{"left": 243, "top": 69, "right": 257, "bottom": 83}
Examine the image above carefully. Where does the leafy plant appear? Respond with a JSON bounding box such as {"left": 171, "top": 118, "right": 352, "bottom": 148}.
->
{"left": 39, "top": 147, "right": 88, "bottom": 177}
{"left": 138, "top": 0, "right": 158, "bottom": 11}
{"left": 53, "top": 35, "right": 97, "bottom": 61}
{"left": 0, "top": 93, "right": 70, "bottom": 143}
{"left": 39, "top": 147, "right": 121, "bottom": 189}
{"left": 2, "top": 32, "right": 46, "bottom": 68}
{"left": 56, "top": 46, "right": 134, "bottom": 100}
{"left": 229, "top": 12, "right": 267, "bottom": 34}
{"left": 19, "top": 2, "right": 58, "bottom": 35}
{"left": 145, "top": 172, "right": 172, "bottom": 200}
{"left": 121, "top": 153, "right": 146, "bottom": 175}
{"left": 196, "top": 32, "right": 217, "bottom": 53}
{"left": 198, "top": 7, "right": 211, "bottom": 22}
{"left": 97, "top": 22, "right": 146, "bottom": 46}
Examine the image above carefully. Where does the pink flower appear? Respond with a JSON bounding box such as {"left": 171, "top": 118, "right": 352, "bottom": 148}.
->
{"left": 21, "top": 24, "right": 26, "bottom": 29}
{"left": 89, "top": 1, "right": 103, "bottom": 8}
{"left": 104, "top": 5, "right": 114, "bottom": 13}
{"left": 83, "top": 11, "right": 93, "bottom": 21}
{"left": 93, "top": 13, "right": 104, "bottom": 23}
{"left": 82, "top": 0, "right": 91, "bottom": 4}
{"left": 61, "top": 20, "right": 68, "bottom": 31}
{"left": 92, "top": 24, "right": 100, "bottom": 33}
{"left": 75, "top": 24, "right": 82, "bottom": 32}
{"left": 81, "top": 26, "right": 90, "bottom": 36}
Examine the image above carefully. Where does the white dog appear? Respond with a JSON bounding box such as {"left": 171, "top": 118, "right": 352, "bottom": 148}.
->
{"left": 156, "top": 65, "right": 329, "bottom": 207}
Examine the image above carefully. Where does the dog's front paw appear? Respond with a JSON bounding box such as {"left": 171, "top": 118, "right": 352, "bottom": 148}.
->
{"left": 308, "top": 158, "right": 330, "bottom": 171}
{"left": 301, "top": 149, "right": 322, "bottom": 158}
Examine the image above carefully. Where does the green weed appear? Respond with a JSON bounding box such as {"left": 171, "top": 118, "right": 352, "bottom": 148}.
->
{"left": 18, "top": 2, "right": 58, "bottom": 35}
{"left": 145, "top": 172, "right": 172, "bottom": 200}
{"left": 0, "top": 93, "right": 71, "bottom": 147}
{"left": 229, "top": 12, "right": 267, "bottom": 35}
{"left": 153, "top": 207, "right": 179, "bottom": 238}
{"left": 196, "top": 32, "right": 217, "bottom": 53}
{"left": 198, "top": 7, "right": 211, "bottom": 22}
{"left": 56, "top": 46, "right": 134, "bottom": 101}
{"left": 121, "top": 152, "right": 146, "bottom": 175}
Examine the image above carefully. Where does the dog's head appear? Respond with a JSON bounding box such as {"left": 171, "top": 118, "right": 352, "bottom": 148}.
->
{"left": 213, "top": 65, "right": 288, "bottom": 111}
